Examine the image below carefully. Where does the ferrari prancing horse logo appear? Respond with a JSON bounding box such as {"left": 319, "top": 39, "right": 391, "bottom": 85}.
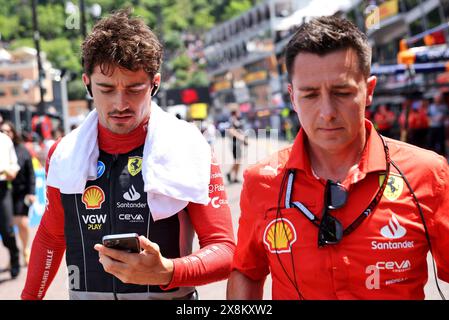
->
{"left": 128, "top": 156, "right": 142, "bottom": 176}
{"left": 379, "top": 173, "right": 404, "bottom": 201}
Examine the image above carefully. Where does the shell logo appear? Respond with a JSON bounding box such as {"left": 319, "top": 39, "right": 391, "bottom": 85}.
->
{"left": 82, "top": 186, "right": 105, "bottom": 210}
{"left": 263, "top": 218, "right": 297, "bottom": 253}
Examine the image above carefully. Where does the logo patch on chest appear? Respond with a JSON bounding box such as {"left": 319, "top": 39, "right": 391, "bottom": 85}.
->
{"left": 123, "top": 185, "right": 141, "bottom": 201}
{"left": 81, "top": 214, "right": 106, "bottom": 230}
{"left": 380, "top": 214, "right": 407, "bottom": 239}
{"left": 97, "top": 161, "right": 105, "bottom": 179}
{"left": 81, "top": 186, "right": 105, "bottom": 210}
{"left": 379, "top": 173, "right": 403, "bottom": 201}
{"left": 128, "top": 156, "right": 142, "bottom": 176}
{"left": 263, "top": 218, "right": 297, "bottom": 253}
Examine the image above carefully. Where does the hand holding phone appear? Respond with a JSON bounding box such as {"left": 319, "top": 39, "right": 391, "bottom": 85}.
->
{"left": 102, "top": 233, "right": 141, "bottom": 253}
{"left": 96, "top": 235, "right": 174, "bottom": 286}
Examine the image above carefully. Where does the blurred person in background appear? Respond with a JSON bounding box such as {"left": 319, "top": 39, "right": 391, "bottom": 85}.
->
{"left": 52, "top": 127, "right": 65, "bottom": 140}
{"left": 428, "top": 93, "right": 448, "bottom": 156}
{"left": 374, "top": 104, "right": 395, "bottom": 138}
{"left": 201, "top": 118, "right": 217, "bottom": 147}
{"left": 409, "top": 99, "right": 430, "bottom": 149}
{"left": 0, "top": 127, "right": 21, "bottom": 278}
{"left": 399, "top": 98, "right": 412, "bottom": 142}
{"left": 226, "top": 110, "right": 248, "bottom": 184}
{"left": 399, "top": 98, "right": 429, "bottom": 148}
{"left": 283, "top": 118, "right": 294, "bottom": 143}
{"left": 1, "top": 121, "right": 36, "bottom": 266}
{"left": 22, "top": 131, "right": 44, "bottom": 171}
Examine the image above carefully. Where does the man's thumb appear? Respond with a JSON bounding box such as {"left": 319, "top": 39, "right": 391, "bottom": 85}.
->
{"left": 139, "top": 236, "right": 160, "bottom": 254}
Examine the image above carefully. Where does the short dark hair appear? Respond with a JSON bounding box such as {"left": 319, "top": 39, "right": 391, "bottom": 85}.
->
{"left": 285, "top": 16, "right": 372, "bottom": 80}
{"left": 82, "top": 8, "right": 163, "bottom": 79}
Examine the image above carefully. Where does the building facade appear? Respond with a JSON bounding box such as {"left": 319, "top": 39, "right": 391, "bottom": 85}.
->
{"left": 205, "top": 0, "right": 449, "bottom": 130}
{"left": 204, "top": 0, "right": 297, "bottom": 130}
{"left": 0, "top": 47, "right": 54, "bottom": 108}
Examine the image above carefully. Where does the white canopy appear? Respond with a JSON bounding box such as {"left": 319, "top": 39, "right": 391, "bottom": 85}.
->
{"left": 0, "top": 48, "right": 11, "bottom": 61}
{"left": 276, "top": 0, "right": 355, "bottom": 31}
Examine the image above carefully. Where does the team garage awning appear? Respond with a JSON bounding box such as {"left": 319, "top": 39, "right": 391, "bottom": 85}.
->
{"left": 371, "top": 61, "right": 449, "bottom": 76}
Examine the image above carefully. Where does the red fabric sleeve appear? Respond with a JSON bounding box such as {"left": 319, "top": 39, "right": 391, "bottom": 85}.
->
{"left": 21, "top": 141, "right": 66, "bottom": 300}
{"left": 231, "top": 169, "right": 270, "bottom": 281}
{"left": 161, "top": 160, "right": 236, "bottom": 289}
{"left": 427, "top": 156, "right": 449, "bottom": 283}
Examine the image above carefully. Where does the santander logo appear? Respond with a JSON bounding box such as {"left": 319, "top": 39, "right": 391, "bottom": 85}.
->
{"left": 123, "top": 185, "right": 141, "bottom": 201}
{"left": 380, "top": 214, "right": 407, "bottom": 239}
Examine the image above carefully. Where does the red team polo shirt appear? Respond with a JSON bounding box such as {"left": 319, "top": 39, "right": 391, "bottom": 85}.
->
{"left": 233, "top": 120, "right": 449, "bottom": 299}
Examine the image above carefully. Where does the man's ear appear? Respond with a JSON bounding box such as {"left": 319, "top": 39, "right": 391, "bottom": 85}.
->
{"left": 82, "top": 73, "right": 93, "bottom": 98}
{"left": 365, "top": 75, "right": 377, "bottom": 107}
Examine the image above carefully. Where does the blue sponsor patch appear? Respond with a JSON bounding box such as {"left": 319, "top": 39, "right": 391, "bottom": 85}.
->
{"left": 97, "top": 161, "right": 105, "bottom": 179}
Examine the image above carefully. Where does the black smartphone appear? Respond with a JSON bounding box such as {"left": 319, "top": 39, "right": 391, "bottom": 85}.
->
{"left": 102, "top": 233, "right": 141, "bottom": 253}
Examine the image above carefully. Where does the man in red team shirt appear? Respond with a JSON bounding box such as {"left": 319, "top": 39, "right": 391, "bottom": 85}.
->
{"left": 227, "top": 16, "right": 449, "bottom": 300}
{"left": 374, "top": 104, "right": 395, "bottom": 138}
{"left": 22, "top": 9, "right": 235, "bottom": 300}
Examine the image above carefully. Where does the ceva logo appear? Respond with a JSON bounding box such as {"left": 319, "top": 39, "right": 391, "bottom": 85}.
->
{"left": 380, "top": 214, "right": 407, "bottom": 239}
{"left": 376, "top": 260, "right": 411, "bottom": 272}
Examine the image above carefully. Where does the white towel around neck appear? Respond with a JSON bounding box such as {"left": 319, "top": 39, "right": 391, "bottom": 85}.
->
{"left": 46, "top": 102, "right": 211, "bottom": 221}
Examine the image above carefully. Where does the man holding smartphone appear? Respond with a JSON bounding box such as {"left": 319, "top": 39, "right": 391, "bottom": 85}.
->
{"left": 22, "top": 9, "right": 235, "bottom": 300}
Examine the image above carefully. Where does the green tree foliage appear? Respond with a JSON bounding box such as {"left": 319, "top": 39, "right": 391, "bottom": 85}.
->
{"left": 133, "top": 6, "right": 156, "bottom": 27}
{"left": 170, "top": 53, "right": 192, "bottom": 70}
{"left": 163, "top": 30, "right": 183, "bottom": 52}
{"left": 223, "top": 0, "right": 253, "bottom": 21}
{"left": 192, "top": 9, "right": 215, "bottom": 31}
{"left": 41, "top": 38, "right": 82, "bottom": 74}
{"left": 9, "top": 38, "right": 34, "bottom": 50}
{"left": 16, "top": 6, "right": 33, "bottom": 38}
{"left": 37, "top": 4, "right": 66, "bottom": 39}
{"left": 0, "top": 0, "right": 14, "bottom": 16}
{"left": 174, "top": 69, "right": 189, "bottom": 88}
{"left": 0, "top": 15, "right": 19, "bottom": 41}
{"left": 188, "top": 70, "right": 209, "bottom": 87}
{"left": 1, "top": 0, "right": 259, "bottom": 92}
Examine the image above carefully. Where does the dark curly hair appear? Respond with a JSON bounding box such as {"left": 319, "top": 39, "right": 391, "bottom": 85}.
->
{"left": 285, "top": 16, "right": 371, "bottom": 80}
{"left": 81, "top": 8, "right": 163, "bottom": 79}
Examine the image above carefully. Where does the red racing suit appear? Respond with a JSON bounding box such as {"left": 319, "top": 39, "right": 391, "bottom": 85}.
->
{"left": 22, "top": 120, "right": 235, "bottom": 299}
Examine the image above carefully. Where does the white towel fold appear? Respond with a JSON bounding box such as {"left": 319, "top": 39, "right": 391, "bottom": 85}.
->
{"left": 47, "top": 102, "right": 211, "bottom": 221}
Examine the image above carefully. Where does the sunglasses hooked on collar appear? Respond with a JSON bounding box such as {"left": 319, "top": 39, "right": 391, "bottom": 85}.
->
{"left": 284, "top": 133, "right": 391, "bottom": 248}
{"left": 317, "top": 180, "right": 347, "bottom": 247}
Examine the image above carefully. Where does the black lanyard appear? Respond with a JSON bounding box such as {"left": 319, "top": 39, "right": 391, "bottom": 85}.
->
{"left": 285, "top": 133, "right": 391, "bottom": 237}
